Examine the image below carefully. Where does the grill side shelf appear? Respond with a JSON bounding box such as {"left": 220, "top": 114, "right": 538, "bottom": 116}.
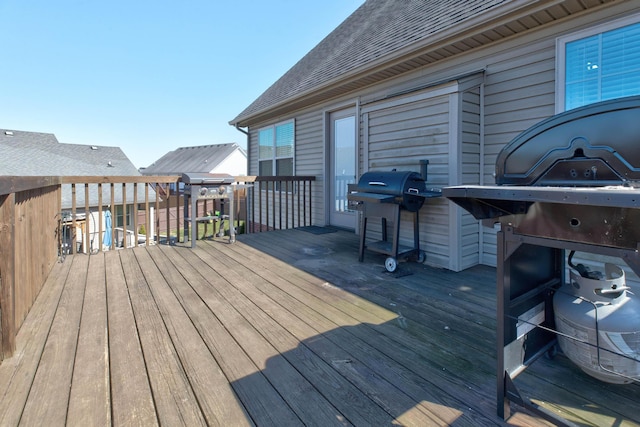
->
{"left": 347, "top": 192, "right": 396, "bottom": 203}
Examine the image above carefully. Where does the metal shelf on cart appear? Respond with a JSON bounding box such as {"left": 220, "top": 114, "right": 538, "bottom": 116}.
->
{"left": 366, "top": 241, "right": 416, "bottom": 257}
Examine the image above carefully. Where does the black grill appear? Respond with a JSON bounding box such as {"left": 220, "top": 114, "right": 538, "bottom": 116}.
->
{"left": 443, "top": 96, "right": 640, "bottom": 425}
{"left": 348, "top": 163, "right": 441, "bottom": 272}
{"left": 349, "top": 170, "right": 430, "bottom": 212}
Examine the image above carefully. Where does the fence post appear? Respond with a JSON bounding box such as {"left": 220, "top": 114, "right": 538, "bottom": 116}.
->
{"left": 0, "top": 193, "right": 16, "bottom": 360}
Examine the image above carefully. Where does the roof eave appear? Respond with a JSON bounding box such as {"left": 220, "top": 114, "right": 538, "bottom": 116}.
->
{"left": 230, "top": 0, "right": 615, "bottom": 128}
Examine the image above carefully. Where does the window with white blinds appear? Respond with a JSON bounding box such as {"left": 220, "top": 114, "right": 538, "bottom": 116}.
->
{"left": 258, "top": 120, "right": 294, "bottom": 177}
{"left": 558, "top": 15, "right": 640, "bottom": 112}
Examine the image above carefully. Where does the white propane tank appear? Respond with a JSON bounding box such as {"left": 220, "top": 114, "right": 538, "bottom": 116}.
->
{"left": 553, "top": 258, "right": 640, "bottom": 384}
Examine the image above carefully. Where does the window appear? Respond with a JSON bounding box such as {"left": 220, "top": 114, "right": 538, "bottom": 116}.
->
{"left": 115, "top": 205, "right": 133, "bottom": 228}
{"left": 558, "top": 15, "right": 640, "bottom": 112}
{"left": 258, "top": 121, "right": 294, "bottom": 177}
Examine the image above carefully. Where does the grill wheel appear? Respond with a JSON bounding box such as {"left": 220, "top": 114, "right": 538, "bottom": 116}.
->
{"left": 385, "top": 257, "right": 398, "bottom": 273}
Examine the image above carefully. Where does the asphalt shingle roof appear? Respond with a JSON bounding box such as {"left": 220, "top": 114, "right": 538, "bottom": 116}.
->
{"left": 1, "top": 128, "right": 147, "bottom": 208}
{"left": 231, "top": 0, "right": 509, "bottom": 125}
{"left": 1, "top": 129, "right": 139, "bottom": 176}
{"left": 142, "top": 143, "right": 246, "bottom": 175}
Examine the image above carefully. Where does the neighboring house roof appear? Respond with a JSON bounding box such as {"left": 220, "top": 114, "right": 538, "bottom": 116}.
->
{"left": 230, "top": 0, "right": 616, "bottom": 127}
{"left": 142, "top": 143, "right": 246, "bottom": 175}
{"left": 1, "top": 128, "right": 150, "bottom": 209}
{"left": 1, "top": 129, "right": 139, "bottom": 176}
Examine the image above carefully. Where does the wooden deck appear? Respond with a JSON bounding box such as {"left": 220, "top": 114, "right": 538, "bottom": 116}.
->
{"left": 0, "top": 228, "right": 638, "bottom": 426}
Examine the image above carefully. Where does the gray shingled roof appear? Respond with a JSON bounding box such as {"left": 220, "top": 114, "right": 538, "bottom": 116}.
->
{"left": 231, "top": 0, "right": 510, "bottom": 125}
{"left": 141, "top": 143, "right": 246, "bottom": 175}
{"left": 1, "top": 129, "right": 140, "bottom": 176}
{"left": 1, "top": 129, "right": 149, "bottom": 209}
{"left": 230, "top": 0, "right": 615, "bottom": 127}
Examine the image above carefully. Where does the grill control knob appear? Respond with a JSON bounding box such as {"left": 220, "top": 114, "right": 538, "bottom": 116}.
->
{"left": 218, "top": 186, "right": 226, "bottom": 195}
{"left": 200, "top": 187, "right": 208, "bottom": 196}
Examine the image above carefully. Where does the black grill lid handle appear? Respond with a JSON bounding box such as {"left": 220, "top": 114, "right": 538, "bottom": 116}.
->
{"left": 368, "top": 181, "right": 387, "bottom": 186}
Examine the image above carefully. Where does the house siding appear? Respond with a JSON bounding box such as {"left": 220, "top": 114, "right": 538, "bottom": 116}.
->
{"left": 363, "top": 91, "right": 452, "bottom": 268}
{"left": 215, "top": 150, "right": 248, "bottom": 176}
{"left": 243, "top": 3, "right": 639, "bottom": 272}
{"left": 248, "top": 110, "right": 327, "bottom": 228}
{"left": 294, "top": 110, "right": 325, "bottom": 226}
{"left": 459, "top": 88, "right": 482, "bottom": 270}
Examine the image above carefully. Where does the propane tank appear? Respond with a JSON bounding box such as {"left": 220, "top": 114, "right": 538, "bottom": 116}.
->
{"left": 553, "top": 253, "right": 640, "bottom": 384}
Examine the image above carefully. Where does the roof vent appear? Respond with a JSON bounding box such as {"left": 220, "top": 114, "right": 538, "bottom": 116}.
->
{"left": 91, "top": 146, "right": 98, "bottom": 150}
{"left": 107, "top": 161, "right": 114, "bottom": 167}
{"left": 4, "top": 131, "right": 14, "bottom": 136}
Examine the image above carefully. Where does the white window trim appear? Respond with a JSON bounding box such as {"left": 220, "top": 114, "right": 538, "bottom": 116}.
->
{"left": 556, "top": 12, "right": 640, "bottom": 113}
{"left": 257, "top": 119, "right": 296, "bottom": 193}
{"left": 257, "top": 119, "right": 295, "bottom": 176}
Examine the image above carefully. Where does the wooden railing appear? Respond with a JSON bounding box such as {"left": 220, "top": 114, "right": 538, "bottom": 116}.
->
{"left": 0, "top": 174, "right": 316, "bottom": 360}
{"left": 245, "top": 176, "right": 316, "bottom": 232}
{"left": 61, "top": 176, "right": 180, "bottom": 253}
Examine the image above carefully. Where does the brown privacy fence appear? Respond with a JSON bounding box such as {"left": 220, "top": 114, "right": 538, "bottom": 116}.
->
{"left": 0, "top": 177, "right": 61, "bottom": 360}
{"left": 0, "top": 174, "right": 315, "bottom": 360}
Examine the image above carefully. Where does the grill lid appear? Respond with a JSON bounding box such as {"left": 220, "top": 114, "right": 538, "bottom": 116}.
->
{"left": 496, "top": 96, "right": 640, "bottom": 187}
{"left": 443, "top": 96, "right": 640, "bottom": 250}
{"left": 182, "top": 173, "right": 235, "bottom": 185}
{"left": 355, "top": 171, "right": 426, "bottom": 196}
{"left": 349, "top": 170, "right": 440, "bottom": 212}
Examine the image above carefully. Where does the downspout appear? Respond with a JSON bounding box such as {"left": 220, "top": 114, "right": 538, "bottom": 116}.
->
{"left": 234, "top": 124, "right": 251, "bottom": 232}
{"left": 479, "top": 80, "right": 486, "bottom": 265}
{"left": 234, "top": 124, "right": 250, "bottom": 173}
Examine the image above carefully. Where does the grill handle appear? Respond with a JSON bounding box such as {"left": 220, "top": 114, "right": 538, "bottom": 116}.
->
{"left": 407, "top": 188, "right": 419, "bottom": 194}
{"left": 368, "top": 181, "right": 387, "bottom": 186}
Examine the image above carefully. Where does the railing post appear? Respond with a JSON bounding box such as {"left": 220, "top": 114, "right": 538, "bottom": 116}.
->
{"left": 0, "top": 192, "right": 16, "bottom": 359}
{"left": 98, "top": 183, "right": 103, "bottom": 252}
{"left": 285, "top": 180, "right": 289, "bottom": 229}
{"left": 110, "top": 183, "right": 116, "bottom": 250}
{"left": 71, "top": 183, "right": 77, "bottom": 254}
{"left": 133, "top": 183, "right": 139, "bottom": 247}
{"left": 145, "top": 183, "right": 150, "bottom": 247}
{"left": 84, "top": 184, "right": 90, "bottom": 253}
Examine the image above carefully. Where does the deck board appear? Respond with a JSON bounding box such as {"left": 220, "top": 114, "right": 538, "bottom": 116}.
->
{"left": 170, "top": 245, "right": 368, "bottom": 427}
{"left": 213, "top": 239, "right": 485, "bottom": 424}
{"left": 104, "top": 250, "right": 158, "bottom": 426}
{"left": 221, "top": 234, "right": 503, "bottom": 425}
{"left": 119, "top": 248, "right": 207, "bottom": 426}
{"left": 0, "top": 258, "right": 71, "bottom": 426}
{"left": 153, "top": 245, "right": 303, "bottom": 427}
{"left": 67, "top": 253, "right": 110, "bottom": 426}
{"left": 135, "top": 247, "right": 249, "bottom": 427}
{"left": 187, "top": 243, "right": 446, "bottom": 426}
{"left": 0, "top": 228, "right": 638, "bottom": 426}
{"left": 20, "top": 255, "right": 88, "bottom": 426}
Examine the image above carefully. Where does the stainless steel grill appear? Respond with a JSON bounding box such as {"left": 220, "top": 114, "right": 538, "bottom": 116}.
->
{"left": 348, "top": 162, "right": 440, "bottom": 272}
{"left": 182, "top": 173, "right": 237, "bottom": 247}
{"left": 443, "top": 95, "right": 640, "bottom": 426}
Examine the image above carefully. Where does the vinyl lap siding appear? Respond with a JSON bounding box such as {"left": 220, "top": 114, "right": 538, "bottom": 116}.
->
{"left": 481, "top": 39, "right": 556, "bottom": 267}
{"left": 460, "top": 88, "right": 481, "bottom": 269}
{"left": 294, "top": 111, "right": 325, "bottom": 225}
{"left": 246, "top": 111, "right": 324, "bottom": 229}
{"left": 365, "top": 94, "right": 451, "bottom": 268}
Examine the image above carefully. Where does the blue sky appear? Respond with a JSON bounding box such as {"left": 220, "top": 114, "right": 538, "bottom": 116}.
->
{"left": 0, "top": 1, "right": 363, "bottom": 169}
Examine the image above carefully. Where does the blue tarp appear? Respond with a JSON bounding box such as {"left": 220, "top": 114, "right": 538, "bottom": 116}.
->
{"left": 103, "top": 210, "right": 112, "bottom": 248}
